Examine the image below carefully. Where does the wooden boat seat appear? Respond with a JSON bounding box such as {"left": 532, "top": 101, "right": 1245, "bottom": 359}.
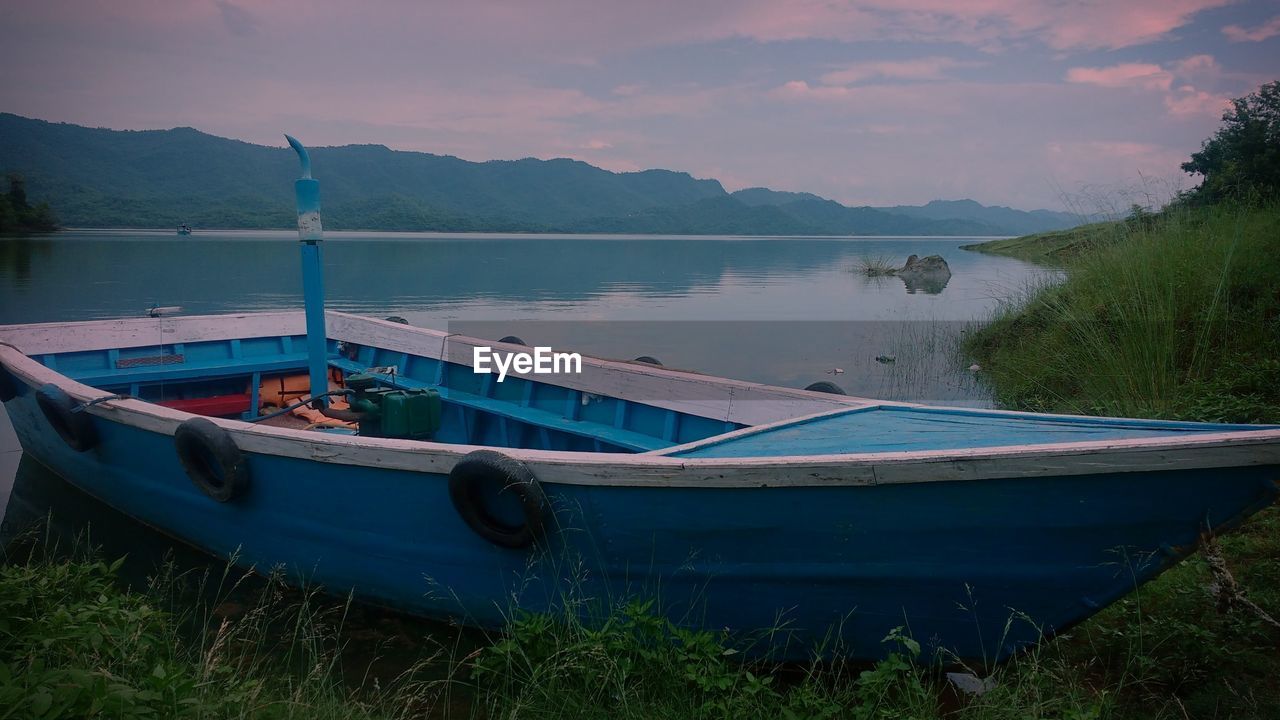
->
{"left": 59, "top": 352, "right": 311, "bottom": 387}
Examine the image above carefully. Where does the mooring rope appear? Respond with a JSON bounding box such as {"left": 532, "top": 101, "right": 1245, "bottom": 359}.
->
{"left": 71, "top": 394, "right": 133, "bottom": 413}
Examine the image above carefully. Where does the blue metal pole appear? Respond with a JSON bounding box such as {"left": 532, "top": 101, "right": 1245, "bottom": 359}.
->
{"left": 286, "top": 134, "right": 329, "bottom": 409}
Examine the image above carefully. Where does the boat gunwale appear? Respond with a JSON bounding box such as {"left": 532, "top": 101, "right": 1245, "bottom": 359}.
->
{"left": 4, "top": 338, "right": 1280, "bottom": 488}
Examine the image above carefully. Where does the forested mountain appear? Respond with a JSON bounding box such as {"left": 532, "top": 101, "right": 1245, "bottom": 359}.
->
{"left": 0, "top": 113, "right": 1086, "bottom": 235}
{"left": 883, "top": 199, "right": 1083, "bottom": 237}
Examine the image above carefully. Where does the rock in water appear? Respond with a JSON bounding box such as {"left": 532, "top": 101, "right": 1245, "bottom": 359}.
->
{"left": 896, "top": 254, "right": 952, "bottom": 294}
{"left": 898, "top": 254, "right": 951, "bottom": 278}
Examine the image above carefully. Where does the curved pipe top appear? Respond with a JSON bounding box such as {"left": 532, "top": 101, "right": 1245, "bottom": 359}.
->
{"left": 285, "top": 134, "right": 312, "bottom": 179}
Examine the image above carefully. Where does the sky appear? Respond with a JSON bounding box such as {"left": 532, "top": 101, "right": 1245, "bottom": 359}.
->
{"left": 1, "top": 1, "right": 1277, "bottom": 211}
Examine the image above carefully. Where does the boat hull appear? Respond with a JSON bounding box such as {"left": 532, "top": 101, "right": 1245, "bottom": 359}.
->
{"left": 4, "top": 383, "right": 1276, "bottom": 663}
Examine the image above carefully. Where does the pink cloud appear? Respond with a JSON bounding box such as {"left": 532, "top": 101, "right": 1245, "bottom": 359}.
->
{"left": 819, "top": 57, "right": 981, "bottom": 85}
{"left": 772, "top": 80, "right": 853, "bottom": 101}
{"left": 1065, "top": 63, "right": 1173, "bottom": 91}
{"left": 1164, "top": 86, "right": 1229, "bottom": 117}
{"left": 1222, "top": 15, "right": 1280, "bottom": 42}
{"left": 713, "top": 1, "right": 880, "bottom": 42}
{"left": 1171, "top": 54, "right": 1220, "bottom": 77}
{"left": 724, "top": 0, "right": 1234, "bottom": 50}
{"left": 1065, "top": 56, "right": 1229, "bottom": 119}
{"left": 1025, "top": 0, "right": 1232, "bottom": 50}
{"left": 1049, "top": 140, "right": 1172, "bottom": 160}
{"left": 862, "top": 124, "right": 912, "bottom": 135}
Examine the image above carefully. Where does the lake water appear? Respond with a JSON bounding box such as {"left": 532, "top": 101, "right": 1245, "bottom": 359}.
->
{"left": 0, "top": 229, "right": 1054, "bottom": 395}
{"left": 0, "top": 230, "right": 1055, "bottom": 556}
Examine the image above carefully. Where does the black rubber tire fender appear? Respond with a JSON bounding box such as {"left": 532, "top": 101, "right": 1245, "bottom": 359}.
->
{"left": 632, "top": 356, "right": 663, "bottom": 366}
{"left": 174, "top": 417, "right": 250, "bottom": 502}
{"left": 804, "top": 381, "right": 847, "bottom": 395}
{"left": 36, "top": 384, "right": 98, "bottom": 452}
{"left": 448, "top": 450, "right": 548, "bottom": 549}
{"left": 498, "top": 336, "right": 526, "bottom": 346}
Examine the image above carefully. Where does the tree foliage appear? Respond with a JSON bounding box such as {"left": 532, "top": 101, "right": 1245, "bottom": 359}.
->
{"left": 1182, "top": 80, "right": 1280, "bottom": 203}
{"left": 0, "top": 173, "right": 58, "bottom": 233}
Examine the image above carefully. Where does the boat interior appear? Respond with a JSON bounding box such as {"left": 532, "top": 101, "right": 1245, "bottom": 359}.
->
{"left": 30, "top": 329, "right": 745, "bottom": 454}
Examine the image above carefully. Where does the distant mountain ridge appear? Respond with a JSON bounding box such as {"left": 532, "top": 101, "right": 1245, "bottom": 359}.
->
{"left": 0, "top": 113, "right": 1086, "bottom": 235}
{"left": 884, "top": 199, "right": 1084, "bottom": 237}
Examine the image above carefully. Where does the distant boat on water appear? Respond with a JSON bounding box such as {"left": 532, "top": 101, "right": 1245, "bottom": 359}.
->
{"left": 176, "top": 224, "right": 192, "bottom": 235}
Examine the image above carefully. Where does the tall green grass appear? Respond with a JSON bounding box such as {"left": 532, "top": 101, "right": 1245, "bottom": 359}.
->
{"left": 0, "top": 533, "right": 451, "bottom": 719}
{"left": 966, "top": 203, "right": 1280, "bottom": 422}
{"left": 853, "top": 255, "right": 899, "bottom": 277}
{"left": 2, "top": 542, "right": 1116, "bottom": 720}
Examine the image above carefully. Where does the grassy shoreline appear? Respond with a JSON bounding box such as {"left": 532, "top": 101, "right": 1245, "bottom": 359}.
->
{"left": 959, "top": 221, "right": 1118, "bottom": 264}
{"left": 963, "top": 203, "right": 1280, "bottom": 423}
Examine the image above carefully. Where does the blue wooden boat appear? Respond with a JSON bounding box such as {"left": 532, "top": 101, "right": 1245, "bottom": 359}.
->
{"left": 1, "top": 139, "right": 1277, "bottom": 664}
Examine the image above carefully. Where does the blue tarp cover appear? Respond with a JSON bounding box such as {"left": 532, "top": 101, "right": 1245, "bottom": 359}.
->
{"left": 674, "top": 406, "right": 1274, "bottom": 458}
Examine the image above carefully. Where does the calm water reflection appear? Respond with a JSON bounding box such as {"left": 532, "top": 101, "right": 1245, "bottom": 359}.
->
{"left": 0, "top": 230, "right": 1055, "bottom": 403}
